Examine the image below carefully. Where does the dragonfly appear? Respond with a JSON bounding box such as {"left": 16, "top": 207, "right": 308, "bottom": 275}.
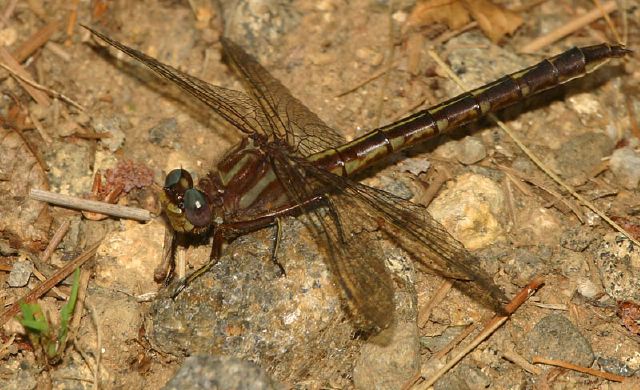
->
{"left": 84, "top": 25, "right": 629, "bottom": 332}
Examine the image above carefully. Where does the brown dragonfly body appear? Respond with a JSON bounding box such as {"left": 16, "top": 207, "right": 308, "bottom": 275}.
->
{"left": 86, "top": 26, "right": 629, "bottom": 331}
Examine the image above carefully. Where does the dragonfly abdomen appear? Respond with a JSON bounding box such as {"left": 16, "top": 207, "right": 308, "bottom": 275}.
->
{"left": 311, "top": 43, "right": 629, "bottom": 177}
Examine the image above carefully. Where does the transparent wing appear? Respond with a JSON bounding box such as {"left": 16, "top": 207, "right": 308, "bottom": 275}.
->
{"left": 272, "top": 153, "right": 508, "bottom": 326}
{"left": 85, "top": 26, "right": 270, "bottom": 137}
{"left": 221, "top": 38, "right": 346, "bottom": 156}
{"left": 270, "top": 153, "right": 396, "bottom": 331}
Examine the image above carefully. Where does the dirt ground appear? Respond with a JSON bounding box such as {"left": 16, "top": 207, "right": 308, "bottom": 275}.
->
{"left": 0, "top": 0, "right": 639, "bottom": 389}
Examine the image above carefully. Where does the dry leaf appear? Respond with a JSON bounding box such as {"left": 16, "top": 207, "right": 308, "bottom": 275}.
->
{"left": 463, "top": 0, "right": 523, "bottom": 43}
{"left": 406, "top": 0, "right": 471, "bottom": 32}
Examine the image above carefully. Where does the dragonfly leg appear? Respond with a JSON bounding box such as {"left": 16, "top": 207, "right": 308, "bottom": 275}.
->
{"left": 227, "top": 195, "right": 325, "bottom": 231}
{"left": 270, "top": 217, "right": 286, "bottom": 276}
{"left": 154, "top": 227, "right": 178, "bottom": 285}
{"left": 170, "top": 228, "right": 225, "bottom": 298}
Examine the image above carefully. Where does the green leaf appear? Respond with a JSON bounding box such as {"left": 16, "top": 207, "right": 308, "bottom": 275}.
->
{"left": 57, "top": 268, "right": 81, "bottom": 344}
{"left": 19, "top": 302, "right": 48, "bottom": 334}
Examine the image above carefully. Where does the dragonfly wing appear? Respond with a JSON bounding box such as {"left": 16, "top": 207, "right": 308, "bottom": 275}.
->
{"left": 270, "top": 153, "right": 396, "bottom": 331}
{"left": 282, "top": 155, "right": 508, "bottom": 317}
{"left": 85, "top": 26, "right": 269, "bottom": 137}
{"left": 221, "top": 38, "right": 346, "bottom": 156}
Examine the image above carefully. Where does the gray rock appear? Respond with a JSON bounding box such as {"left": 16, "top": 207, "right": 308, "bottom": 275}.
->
{"left": 44, "top": 140, "right": 94, "bottom": 194}
{"left": 7, "top": 259, "right": 32, "bottom": 287}
{"left": 503, "top": 248, "right": 546, "bottom": 286}
{"left": 148, "top": 117, "right": 179, "bottom": 147}
{"left": 149, "top": 217, "right": 367, "bottom": 384}
{"left": 553, "top": 132, "right": 614, "bottom": 185}
{"left": 609, "top": 148, "right": 640, "bottom": 189}
{"left": 420, "top": 326, "right": 466, "bottom": 352}
{"left": 434, "top": 364, "right": 491, "bottom": 390}
{"left": 92, "top": 115, "right": 128, "bottom": 153}
{"left": 596, "top": 234, "right": 640, "bottom": 302}
{"left": 521, "top": 314, "right": 594, "bottom": 367}
{"left": 595, "top": 356, "right": 637, "bottom": 377}
{"left": 456, "top": 136, "right": 487, "bottom": 165}
{"left": 162, "top": 355, "right": 283, "bottom": 390}
{"left": 560, "top": 228, "right": 596, "bottom": 252}
{"left": 0, "top": 359, "right": 38, "bottom": 390}
{"left": 353, "top": 322, "right": 420, "bottom": 390}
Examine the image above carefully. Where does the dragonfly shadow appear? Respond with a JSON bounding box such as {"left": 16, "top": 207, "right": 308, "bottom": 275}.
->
{"left": 88, "top": 43, "right": 243, "bottom": 146}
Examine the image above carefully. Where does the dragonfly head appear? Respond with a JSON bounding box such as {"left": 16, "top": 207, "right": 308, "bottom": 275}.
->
{"left": 161, "top": 168, "right": 213, "bottom": 235}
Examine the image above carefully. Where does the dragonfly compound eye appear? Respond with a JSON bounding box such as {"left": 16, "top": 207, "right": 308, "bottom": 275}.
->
{"left": 164, "top": 168, "right": 194, "bottom": 204}
{"left": 164, "top": 168, "right": 193, "bottom": 191}
{"left": 184, "top": 189, "right": 211, "bottom": 227}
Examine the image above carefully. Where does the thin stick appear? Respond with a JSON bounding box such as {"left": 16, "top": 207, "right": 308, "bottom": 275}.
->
{"left": 0, "top": 239, "right": 103, "bottom": 327}
{"left": 503, "top": 176, "right": 517, "bottom": 229}
{"left": 88, "top": 302, "right": 102, "bottom": 389}
{"left": 336, "top": 60, "right": 399, "bottom": 97}
{"left": 10, "top": 125, "right": 50, "bottom": 185}
{"left": 11, "top": 21, "right": 59, "bottom": 63}
{"left": 28, "top": 110, "right": 53, "bottom": 144}
{"left": 432, "top": 21, "right": 478, "bottom": 46}
{"left": 502, "top": 349, "right": 543, "bottom": 375}
{"left": 414, "top": 166, "right": 451, "bottom": 207}
{"left": 41, "top": 220, "right": 71, "bottom": 262}
{"left": 30, "top": 188, "right": 152, "bottom": 222}
{"left": 65, "top": 0, "right": 81, "bottom": 46}
{"left": 519, "top": 1, "right": 618, "bottom": 54}
{"left": 31, "top": 267, "right": 67, "bottom": 300}
{"left": 0, "top": 0, "right": 18, "bottom": 29}
{"left": 593, "top": 0, "right": 622, "bottom": 45}
{"left": 427, "top": 49, "right": 640, "bottom": 248}
{"left": 532, "top": 356, "right": 626, "bottom": 382}
{"left": 498, "top": 164, "right": 584, "bottom": 223}
{"left": 433, "top": 321, "right": 478, "bottom": 360}
{"left": 415, "top": 277, "right": 544, "bottom": 389}
{"left": 69, "top": 268, "right": 92, "bottom": 335}
{"left": 0, "top": 62, "right": 85, "bottom": 111}
{"left": 417, "top": 280, "right": 452, "bottom": 327}
{"left": 0, "top": 48, "right": 50, "bottom": 106}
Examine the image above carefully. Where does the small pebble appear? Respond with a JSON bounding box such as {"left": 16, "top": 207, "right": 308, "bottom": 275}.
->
{"left": 560, "top": 228, "right": 595, "bottom": 252}
{"left": 609, "top": 148, "right": 640, "bottom": 190}
{"left": 92, "top": 115, "right": 127, "bottom": 152}
{"left": 0, "top": 28, "right": 17, "bottom": 46}
{"left": 521, "top": 314, "right": 594, "bottom": 367}
{"left": 554, "top": 132, "right": 613, "bottom": 185}
{"left": 148, "top": 117, "right": 179, "bottom": 147}
{"left": 595, "top": 356, "right": 637, "bottom": 377}
{"left": 163, "top": 355, "right": 283, "bottom": 390}
{"left": 597, "top": 234, "right": 640, "bottom": 302}
{"left": 353, "top": 322, "right": 420, "bottom": 389}
{"left": 456, "top": 136, "right": 486, "bottom": 165}
{"left": 8, "top": 260, "right": 33, "bottom": 287}
{"left": 576, "top": 278, "right": 599, "bottom": 299}
{"left": 428, "top": 173, "right": 504, "bottom": 250}
{"left": 420, "top": 326, "right": 465, "bottom": 352}
{"left": 435, "top": 364, "right": 491, "bottom": 390}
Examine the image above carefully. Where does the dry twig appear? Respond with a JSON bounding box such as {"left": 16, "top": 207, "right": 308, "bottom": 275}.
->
{"left": 41, "top": 220, "right": 71, "bottom": 262}
{"left": 0, "top": 49, "right": 50, "bottom": 106}
{"left": 519, "top": 1, "right": 618, "bottom": 53}
{"left": 417, "top": 280, "right": 452, "bottom": 327}
{"left": 30, "top": 188, "right": 152, "bottom": 222}
{"left": 0, "top": 62, "right": 85, "bottom": 111}
{"left": 11, "top": 21, "right": 59, "bottom": 63}
{"left": 532, "top": 356, "right": 626, "bottom": 382}
{"left": 413, "top": 277, "right": 545, "bottom": 389}
{"left": 0, "top": 239, "right": 103, "bottom": 327}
